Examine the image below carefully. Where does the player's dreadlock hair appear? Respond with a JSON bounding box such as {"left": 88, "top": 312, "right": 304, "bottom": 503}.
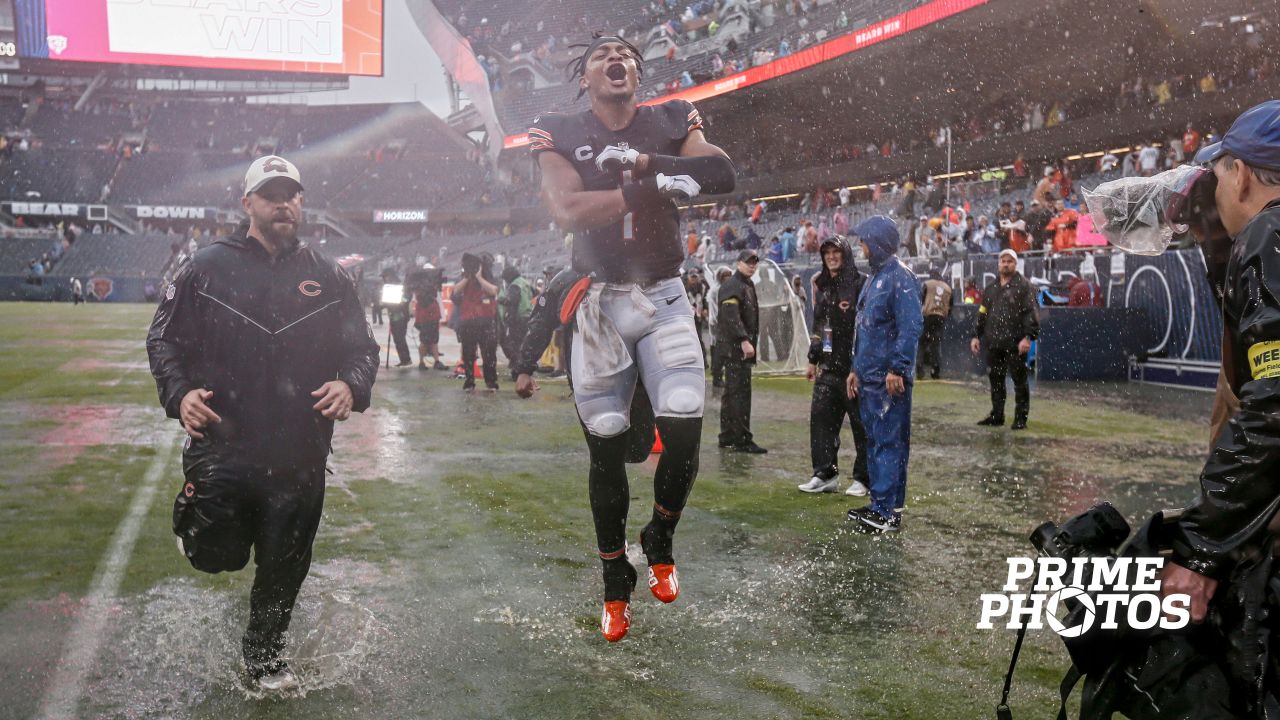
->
{"left": 565, "top": 32, "right": 644, "bottom": 99}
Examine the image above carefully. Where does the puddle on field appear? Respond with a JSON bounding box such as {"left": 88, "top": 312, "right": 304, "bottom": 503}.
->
{"left": 8, "top": 363, "right": 1218, "bottom": 719}
{"left": 82, "top": 559, "right": 392, "bottom": 719}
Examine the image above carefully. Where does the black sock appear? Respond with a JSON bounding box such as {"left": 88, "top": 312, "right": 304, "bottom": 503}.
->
{"left": 600, "top": 552, "right": 637, "bottom": 602}
{"left": 643, "top": 416, "right": 702, "bottom": 565}
{"left": 584, "top": 427, "right": 631, "bottom": 594}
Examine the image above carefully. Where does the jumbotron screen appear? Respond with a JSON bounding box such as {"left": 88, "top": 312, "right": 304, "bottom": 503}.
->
{"left": 13, "top": 0, "right": 383, "bottom": 76}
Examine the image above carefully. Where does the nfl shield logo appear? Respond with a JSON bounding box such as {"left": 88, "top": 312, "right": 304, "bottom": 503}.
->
{"left": 90, "top": 277, "right": 114, "bottom": 301}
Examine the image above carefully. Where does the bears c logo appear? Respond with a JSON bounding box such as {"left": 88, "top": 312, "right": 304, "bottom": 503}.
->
{"left": 298, "top": 280, "right": 322, "bottom": 297}
{"left": 262, "top": 157, "right": 289, "bottom": 173}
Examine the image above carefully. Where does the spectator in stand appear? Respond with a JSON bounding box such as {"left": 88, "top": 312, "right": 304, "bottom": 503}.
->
{"left": 744, "top": 225, "right": 762, "bottom": 250}
{"left": 766, "top": 235, "right": 784, "bottom": 263}
{"left": 914, "top": 216, "right": 936, "bottom": 259}
{"left": 897, "top": 178, "right": 917, "bottom": 217}
{"left": 1139, "top": 142, "right": 1161, "bottom": 176}
{"left": 1001, "top": 206, "right": 1031, "bottom": 254}
{"left": 1122, "top": 148, "right": 1138, "bottom": 177}
{"left": 1067, "top": 272, "right": 1104, "bottom": 308}
{"left": 718, "top": 222, "right": 738, "bottom": 250}
{"left": 1023, "top": 200, "right": 1054, "bottom": 252}
{"left": 780, "top": 226, "right": 797, "bottom": 260}
{"left": 1183, "top": 123, "right": 1202, "bottom": 158}
{"left": 976, "top": 215, "right": 1000, "bottom": 254}
{"left": 833, "top": 206, "right": 849, "bottom": 237}
{"left": 839, "top": 186, "right": 851, "bottom": 207}
{"left": 1046, "top": 199, "right": 1080, "bottom": 254}
{"left": 993, "top": 202, "right": 1013, "bottom": 250}
{"left": 686, "top": 226, "right": 699, "bottom": 256}
{"left": 802, "top": 221, "right": 819, "bottom": 254}
{"left": 963, "top": 277, "right": 981, "bottom": 304}
{"left": 1033, "top": 167, "right": 1057, "bottom": 206}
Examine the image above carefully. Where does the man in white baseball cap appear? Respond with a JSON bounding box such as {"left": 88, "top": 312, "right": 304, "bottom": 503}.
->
{"left": 148, "top": 152, "right": 378, "bottom": 692}
{"left": 970, "top": 247, "right": 1038, "bottom": 430}
{"left": 244, "top": 154, "right": 303, "bottom": 197}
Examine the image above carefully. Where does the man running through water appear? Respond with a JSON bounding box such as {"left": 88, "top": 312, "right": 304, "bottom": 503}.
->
{"left": 528, "top": 33, "right": 735, "bottom": 641}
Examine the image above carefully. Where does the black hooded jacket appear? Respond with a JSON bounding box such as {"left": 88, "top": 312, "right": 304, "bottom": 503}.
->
{"left": 513, "top": 267, "right": 583, "bottom": 377}
{"left": 147, "top": 228, "right": 379, "bottom": 466}
{"left": 807, "top": 238, "right": 864, "bottom": 376}
{"left": 1172, "top": 199, "right": 1280, "bottom": 578}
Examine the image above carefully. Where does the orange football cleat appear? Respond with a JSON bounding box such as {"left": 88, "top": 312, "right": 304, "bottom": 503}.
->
{"left": 601, "top": 600, "right": 632, "bottom": 642}
{"left": 647, "top": 564, "right": 680, "bottom": 603}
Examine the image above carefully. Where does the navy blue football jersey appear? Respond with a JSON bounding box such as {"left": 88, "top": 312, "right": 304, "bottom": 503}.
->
{"left": 529, "top": 99, "right": 704, "bottom": 283}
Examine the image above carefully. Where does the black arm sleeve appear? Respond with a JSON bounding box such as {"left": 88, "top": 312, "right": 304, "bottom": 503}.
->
{"left": 645, "top": 153, "right": 736, "bottom": 195}
{"left": 807, "top": 292, "right": 826, "bottom": 364}
{"left": 515, "top": 294, "right": 560, "bottom": 376}
{"left": 334, "top": 268, "right": 380, "bottom": 412}
{"left": 146, "top": 263, "right": 199, "bottom": 419}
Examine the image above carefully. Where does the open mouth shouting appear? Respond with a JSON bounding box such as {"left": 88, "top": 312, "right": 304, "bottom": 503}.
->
{"left": 605, "top": 62, "right": 629, "bottom": 84}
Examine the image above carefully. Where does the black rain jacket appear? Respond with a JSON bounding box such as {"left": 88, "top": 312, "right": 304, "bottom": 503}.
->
{"left": 807, "top": 242, "right": 864, "bottom": 377}
{"left": 716, "top": 269, "right": 759, "bottom": 363}
{"left": 147, "top": 230, "right": 379, "bottom": 467}
{"left": 973, "top": 272, "right": 1039, "bottom": 349}
{"left": 513, "top": 267, "right": 583, "bottom": 378}
{"left": 1173, "top": 199, "right": 1280, "bottom": 578}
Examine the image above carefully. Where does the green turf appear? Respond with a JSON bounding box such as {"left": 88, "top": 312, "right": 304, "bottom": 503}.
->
{"left": 0, "top": 302, "right": 1212, "bottom": 720}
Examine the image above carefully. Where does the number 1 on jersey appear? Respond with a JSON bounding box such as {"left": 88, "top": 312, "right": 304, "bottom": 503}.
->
{"left": 622, "top": 169, "right": 634, "bottom": 241}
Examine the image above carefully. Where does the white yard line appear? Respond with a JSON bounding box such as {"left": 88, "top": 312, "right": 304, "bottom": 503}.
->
{"left": 37, "top": 435, "right": 181, "bottom": 720}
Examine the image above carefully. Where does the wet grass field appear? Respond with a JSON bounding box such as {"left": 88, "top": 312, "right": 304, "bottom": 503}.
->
{"left": 0, "top": 303, "right": 1213, "bottom": 719}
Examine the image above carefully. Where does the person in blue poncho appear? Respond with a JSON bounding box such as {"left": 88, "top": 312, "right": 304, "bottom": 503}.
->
{"left": 844, "top": 216, "right": 923, "bottom": 533}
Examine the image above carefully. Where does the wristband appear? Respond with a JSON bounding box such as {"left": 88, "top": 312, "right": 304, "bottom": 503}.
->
{"left": 621, "top": 175, "right": 659, "bottom": 212}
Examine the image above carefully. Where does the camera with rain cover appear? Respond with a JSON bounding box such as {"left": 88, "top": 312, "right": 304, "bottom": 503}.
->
{"left": 1000, "top": 505, "right": 1235, "bottom": 720}
{"left": 406, "top": 266, "right": 443, "bottom": 300}
{"left": 1030, "top": 502, "right": 1130, "bottom": 561}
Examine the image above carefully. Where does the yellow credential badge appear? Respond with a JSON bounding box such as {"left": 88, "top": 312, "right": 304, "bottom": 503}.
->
{"left": 1248, "top": 340, "right": 1280, "bottom": 379}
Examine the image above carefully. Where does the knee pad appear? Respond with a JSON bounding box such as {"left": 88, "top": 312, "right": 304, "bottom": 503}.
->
{"left": 586, "top": 412, "right": 629, "bottom": 438}
{"left": 652, "top": 373, "right": 705, "bottom": 417}
{"left": 578, "top": 395, "right": 630, "bottom": 437}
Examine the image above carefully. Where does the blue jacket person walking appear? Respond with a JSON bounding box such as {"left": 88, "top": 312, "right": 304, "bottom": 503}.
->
{"left": 844, "top": 216, "right": 922, "bottom": 532}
